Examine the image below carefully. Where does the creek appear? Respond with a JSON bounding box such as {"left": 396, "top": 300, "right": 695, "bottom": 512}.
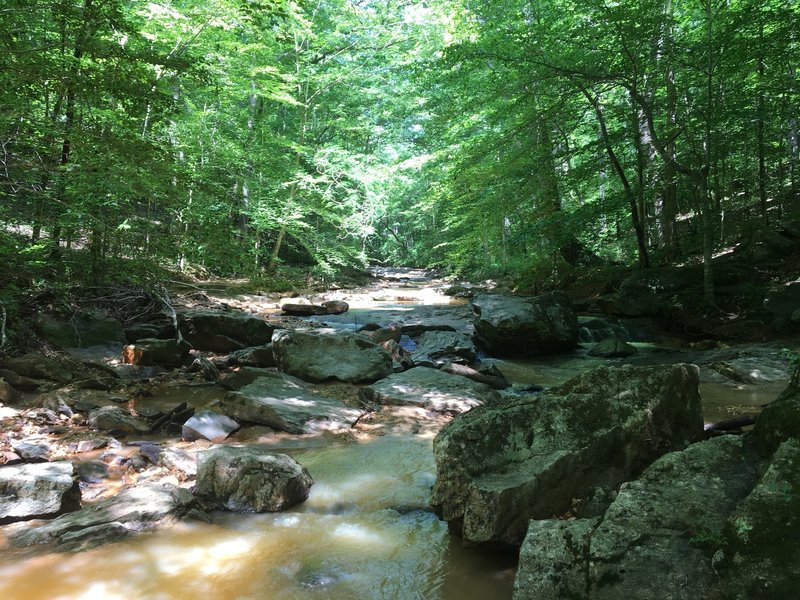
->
{"left": 0, "top": 270, "right": 789, "bottom": 600}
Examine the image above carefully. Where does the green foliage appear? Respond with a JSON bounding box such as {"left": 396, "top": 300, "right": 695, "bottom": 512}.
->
{"left": 0, "top": 0, "right": 797, "bottom": 291}
{"left": 780, "top": 349, "right": 800, "bottom": 369}
{"left": 689, "top": 528, "right": 726, "bottom": 549}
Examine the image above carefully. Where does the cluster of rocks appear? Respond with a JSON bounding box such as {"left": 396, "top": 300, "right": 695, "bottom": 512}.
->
{"left": 0, "top": 442, "right": 313, "bottom": 552}
{"left": 427, "top": 359, "right": 800, "bottom": 598}
{"left": 0, "top": 288, "right": 586, "bottom": 552}
{"left": 4, "top": 278, "right": 794, "bottom": 588}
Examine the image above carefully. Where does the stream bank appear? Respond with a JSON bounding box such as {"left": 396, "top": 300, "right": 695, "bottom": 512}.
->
{"left": 0, "top": 268, "right": 797, "bottom": 599}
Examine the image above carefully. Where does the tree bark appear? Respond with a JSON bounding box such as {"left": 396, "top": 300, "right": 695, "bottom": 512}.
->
{"left": 583, "top": 89, "right": 650, "bottom": 268}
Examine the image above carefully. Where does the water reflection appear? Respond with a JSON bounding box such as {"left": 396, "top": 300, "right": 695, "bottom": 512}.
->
{"left": 0, "top": 435, "right": 515, "bottom": 600}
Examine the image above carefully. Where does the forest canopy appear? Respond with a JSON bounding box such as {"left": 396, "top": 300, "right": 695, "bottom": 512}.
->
{"left": 1, "top": 0, "right": 797, "bottom": 294}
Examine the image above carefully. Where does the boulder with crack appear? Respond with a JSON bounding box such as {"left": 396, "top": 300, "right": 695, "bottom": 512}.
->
{"left": 272, "top": 328, "right": 393, "bottom": 383}
{"left": 431, "top": 364, "right": 704, "bottom": 547}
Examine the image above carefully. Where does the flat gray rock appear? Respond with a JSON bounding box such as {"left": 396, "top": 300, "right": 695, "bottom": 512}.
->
{"left": 0, "top": 461, "right": 80, "bottom": 521}
{"left": 10, "top": 482, "right": 194, "bottom": 549}
{"left": 182, "top": 409, "right": 240, "bottom": 443}
{"left": 272, "top": 328, "right": 393, "bottom": 383}
{"left": 360, "top": 366, "right": 500, "bottom": 414}
{"left": 219, "top": 371, "right": 364, "bottom": 434}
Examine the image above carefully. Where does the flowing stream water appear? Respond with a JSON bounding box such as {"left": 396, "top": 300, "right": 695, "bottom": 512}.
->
{"left": 0, "top": 270, "right": 789, "bottom": 599}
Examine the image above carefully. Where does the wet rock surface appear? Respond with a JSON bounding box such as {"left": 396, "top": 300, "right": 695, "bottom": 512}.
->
{"left": 0, "top": 461, "right": 80, "bottom": 522}
{"left": 182, "top": 409, "right": 239, "bottom": 443}
{"left": 361, "top": 366, "right": 500, "bottom": 414}
{"left": 219, "top": 371, "right": 364, "bottom": 434}
{"left": 431, "top": 364, "right": 704, "bottom": 546}
{"left": 10, "top": 482, "right": 194, "bottom": 550}
{"left": 472, "top": 293, "right": 579, "bottom": 356}
{"left": 588, "top": 337, "right": 638, "bottom": 358}
{"left": 194, "top": 445, "right": 313, "bottom": 512}
{"left": 272, "top": 328, "right": 393, "bottom": 383}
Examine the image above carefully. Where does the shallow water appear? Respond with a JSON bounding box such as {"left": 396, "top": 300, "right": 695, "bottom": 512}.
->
{"left": 0, "top": 435, "right": 516, "bottom": 600}
{"left": 0, "top": 275, "right": 789, "bottom": 599}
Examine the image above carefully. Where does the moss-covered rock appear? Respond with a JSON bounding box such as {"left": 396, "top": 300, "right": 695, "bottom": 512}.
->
{"left": 194, "top": 445, "right": 313, "bottom": 512}
{"left": 753, "top": 363, "right": 800, "bottom": 453}
{"left": 431, "top": 364, "right": 704, "bottom": 546}
{"left": 472, "top": 292, "right": 579, "bottom": 356}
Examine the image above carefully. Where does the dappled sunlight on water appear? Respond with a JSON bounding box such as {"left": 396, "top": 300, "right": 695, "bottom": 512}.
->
{"left": 0, "top": 434, "right": 515, "bottom": 600}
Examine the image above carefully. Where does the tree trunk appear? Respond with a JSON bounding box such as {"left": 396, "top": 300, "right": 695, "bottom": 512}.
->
{"left": 584, "top": 89, "right": 650, "bottom": 268}
{"left": 757, "top": 21, "right": 768, "bottom": 227}
{"left": 659, "top": 0, "right": 678, "bottom": 254}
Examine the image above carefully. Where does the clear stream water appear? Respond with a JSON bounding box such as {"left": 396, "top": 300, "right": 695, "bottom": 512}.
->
{"left": 0, "top": 274, "right": 788, "bottom": 600}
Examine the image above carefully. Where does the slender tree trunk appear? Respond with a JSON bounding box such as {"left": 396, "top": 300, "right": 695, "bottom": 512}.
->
{"left": 757, "top": 21, "right": 768, "bottom": 227}
{"left": 583, "top": 89, "right": 650, "bottom": 268}
{"left": 788, "top": 63, "right": 798, "bottom": 199}
{"left": 51, "top": 0, "right": 94, "bottom": 263}
{"left": 267, "top": 31, "right": 308, "bottom": 273}
{"left": 660, "top": 0, "right": 678, "bottom": 253}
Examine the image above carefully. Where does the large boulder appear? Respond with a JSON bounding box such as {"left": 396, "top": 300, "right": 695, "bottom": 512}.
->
{"left": 4, "top": 354, "right": 75, "bottom": 384}
{"left": 472, "top": 293, "right": 579, "bottom": 356}
{"left": 614, "top": 266, "right": 698, "bottom": 317}
{"left": 272, "top": 328, "right": 393, "bottom": 383}
{"left": 764, "top": 283, "right": 800, "bottom": 329}
{"left": 194, "top": 445, "right": 313, "bottom": 512}
{"left": 360, "top": 367, "right": 500, "bottom": 415}
{"left": 10, "top": 482, "right": 194, "bottom": 550}
{"left": 219, "top": 371, "right": 364, "bottom": 434}
{"left": 753, "top": 362, "right": 800, "bottom": 453}
{"left": 178, "top": 310, "right": 276, "bottom": 352}
{"left": 411, "top": 331, "right": 477, "bottom": 367}
{"left": 513, "top": 435, "right": 800, "bottom": 600}
{"left": 35, "top": 311, "right": 125, "bottom": 348}
{"left": 431, "top": 364, "right": 704, "bottom": 546}
{"left": 0, "top": 461, "right": 80, "bottom": 522}
{"left": 88, "top": 406, "right": 151, "bottom": 434}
